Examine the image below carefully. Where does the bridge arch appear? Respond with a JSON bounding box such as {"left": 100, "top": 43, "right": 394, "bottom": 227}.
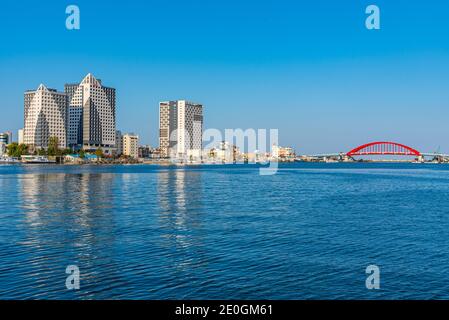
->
{"left": 347, "top": 142, "right": 421, "bottom": 157}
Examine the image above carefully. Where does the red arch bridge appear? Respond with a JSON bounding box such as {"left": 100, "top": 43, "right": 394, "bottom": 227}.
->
{"left": 308, "top": 142, "right": 449, "bottom": 162}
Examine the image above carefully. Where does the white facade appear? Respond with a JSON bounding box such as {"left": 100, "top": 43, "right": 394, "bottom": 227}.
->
{"left": 0, "top": 142, "right": 6, "bottom": 156}
{"left": 271, "top": 144, "right": 295, "bottom": 160}
{"left": 159, "top": 100, "right": 203, "bottom": 159}
{"left": 272, "top": 144, "right": 280, "bottom": 158}
{"left": 216, "top": 141, "right": 233, "bottom": 162}
{"left": 65, "top": 73, "right": 116, "bottom": 153}
{"left": 122, "top": 133, "right": 139, "bottom": 159}
{"left": 23, "top": 84, "right": 67, "bottom": 149}
{"left": 18, "top": 129, "right": 24, "bottom": 144}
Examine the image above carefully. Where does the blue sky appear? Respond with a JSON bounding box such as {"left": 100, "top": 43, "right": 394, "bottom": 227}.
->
{"left": 0, "top": 0, "right": 448, "bottom": 153}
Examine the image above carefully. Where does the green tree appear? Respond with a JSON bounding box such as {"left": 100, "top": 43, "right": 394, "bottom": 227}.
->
{"left": 20, "top": 144, "right": 29, "bottom": 156}
{"left": 7, "top": 143, "right": 29, "bottom": 157}
{"left": 95, "top": 148, "right": 104, "bottom": 159}
{"left": 79, "top": 149, "right": 85, "bottom": 159}
{"left": 61, "top": 148, "right": 72, "bottom": 156}
{"left": 6, "top": 142, "right": 18, "bottom": 157}
{"left": 209, "top": 148, "right": 216, "bottom": 159}
{"left": 47, "top": 136, "right": 60, "bottom": 156}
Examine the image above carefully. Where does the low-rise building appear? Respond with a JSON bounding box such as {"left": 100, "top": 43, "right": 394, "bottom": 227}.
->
{"left": 0, "top": 132, "right": 12, "bottom": 145}
{"left": 0, "top": 132, "right": 13, "bottom": 156}
{"left": 271, "top": 144, "right": 296, "bottom": 161}
{"left": 207, "top": 141, "right": 240, "bottom": 163}
{"left": 138, "top": 145, "right": 153, "bottom": 159}
{"left": 151, "top": 148, "right": 163, "bottom": 159}
{"left": 0, "top": 142, "right": 6, "bottom": 156}
{"left": 123, "top": 133, "right": 139, "bottom": 159}
{"left": 64, "top": 154, "right": 84, "bottom": 164}
{"left": 64, "top": 153, "right": 99, "bottom": 163}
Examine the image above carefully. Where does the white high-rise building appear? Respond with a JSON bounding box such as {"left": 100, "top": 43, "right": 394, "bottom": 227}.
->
{"left": 23, "top": 84, "right": 67, "bottom": 149}
{"left": 159, "top": 100, "right": 203, "bottom": 159}
{"left": 65, "top": 73, "right": 116, "bottom": 154}
{"left": 18, "top": 129, "right": 24, "bottom": 144}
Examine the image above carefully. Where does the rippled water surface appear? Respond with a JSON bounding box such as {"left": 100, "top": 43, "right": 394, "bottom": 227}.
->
{"left": 1, "top": 163, "right": 449, "bottom": 299}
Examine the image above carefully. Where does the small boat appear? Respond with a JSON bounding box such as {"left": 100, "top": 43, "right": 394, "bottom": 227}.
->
{"left": 21, "top": 155, "right": 56, "bottom": 164}
{"left": 0, "top": 156, "right": 20, "bottom": 164}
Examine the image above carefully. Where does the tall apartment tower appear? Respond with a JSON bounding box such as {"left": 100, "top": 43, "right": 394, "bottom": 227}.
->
{"left": 23, "top": 84, "right": 67, "bottom": 149}
{"left": 159, "top": 100, "right": 203, "bottom": 158}
{"left": 65, "top": 73, "right": 116, "bottom": 154}
{"left": 115, "top": 130, "right": 123, "bottom": 156}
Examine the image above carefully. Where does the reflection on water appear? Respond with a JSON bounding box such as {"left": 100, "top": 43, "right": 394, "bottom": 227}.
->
{"left": 2, "top": 163, "right": 449, "bottom": 299}
{"left": 14, "top": 173, "right": 118, "bottom": 299}
{"left": 157, "top": 169, "right": 203, "bottom": 231}
{"left": 157, "top": 170, "right": 206, "bottom": 276}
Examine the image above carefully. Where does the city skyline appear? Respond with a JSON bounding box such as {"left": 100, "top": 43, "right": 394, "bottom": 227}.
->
{"left": 1, "top": 1, "right": 449, "bottom": 154}
{"left": 3, "top": 1, "right": 449, "bottom": 304}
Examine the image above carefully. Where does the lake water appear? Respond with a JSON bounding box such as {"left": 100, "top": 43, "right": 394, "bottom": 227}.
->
{"left": 1, "top": 163, "right": 449, "bottom": 299}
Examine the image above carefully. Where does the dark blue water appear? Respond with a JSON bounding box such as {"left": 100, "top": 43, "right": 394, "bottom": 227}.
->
{"left": 1, "top": 163, "right": 449, "bottom": 299}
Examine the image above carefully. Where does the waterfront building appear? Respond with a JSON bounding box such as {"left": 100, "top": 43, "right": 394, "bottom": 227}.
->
{"left": 159, "top": 100, "right": 203, "bottom": 159}
{"left": 64, "top": 154, "right": 85, "bottom": 164}
{"left": 271, "top": 144, "right": 296, "bottom": 161}
{"left": 151, "top": 147, "right": 163, "bottom": 159}
{"left": 0, "top": 133, "right": 8, "bottom": 155}
{"left": 115, "top": 130, "right": 123, "bottom": 156}
{"left": 65, "top": 73, "right": 116, "bottom": 154}
{"left": 6, "top": 131, "right": 12, "bottom": 144}
{"left": 206, "top": 141, "right": 240, "bottom": 163}
{"left": 138, "top": 145, "right": 153, "bottom": 159}
{"left": 0, "top": 131, "right": 13, "bottom": 145}
{"left": 0, "top": 142, "right": 5, "bottom": 156}
{"left": 0, "top": 132, "right": 12, "bottom": 145}
{"left": 18, "top": 129, "right": 24, "bottom": 144}
{"left": 123, "top": 133, "right": 139, "bottom": 159}
{"left": 23, "top": 84, "right": 67, "bottom": 149}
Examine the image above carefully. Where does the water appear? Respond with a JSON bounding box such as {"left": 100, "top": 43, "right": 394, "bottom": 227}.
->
{"left": 1, "top": 162, "right": 449, "bottom": 299}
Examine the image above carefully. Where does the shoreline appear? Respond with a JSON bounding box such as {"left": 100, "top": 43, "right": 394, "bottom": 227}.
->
{"left": 2, "top": 160, "right": 449, "bottom": 166}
